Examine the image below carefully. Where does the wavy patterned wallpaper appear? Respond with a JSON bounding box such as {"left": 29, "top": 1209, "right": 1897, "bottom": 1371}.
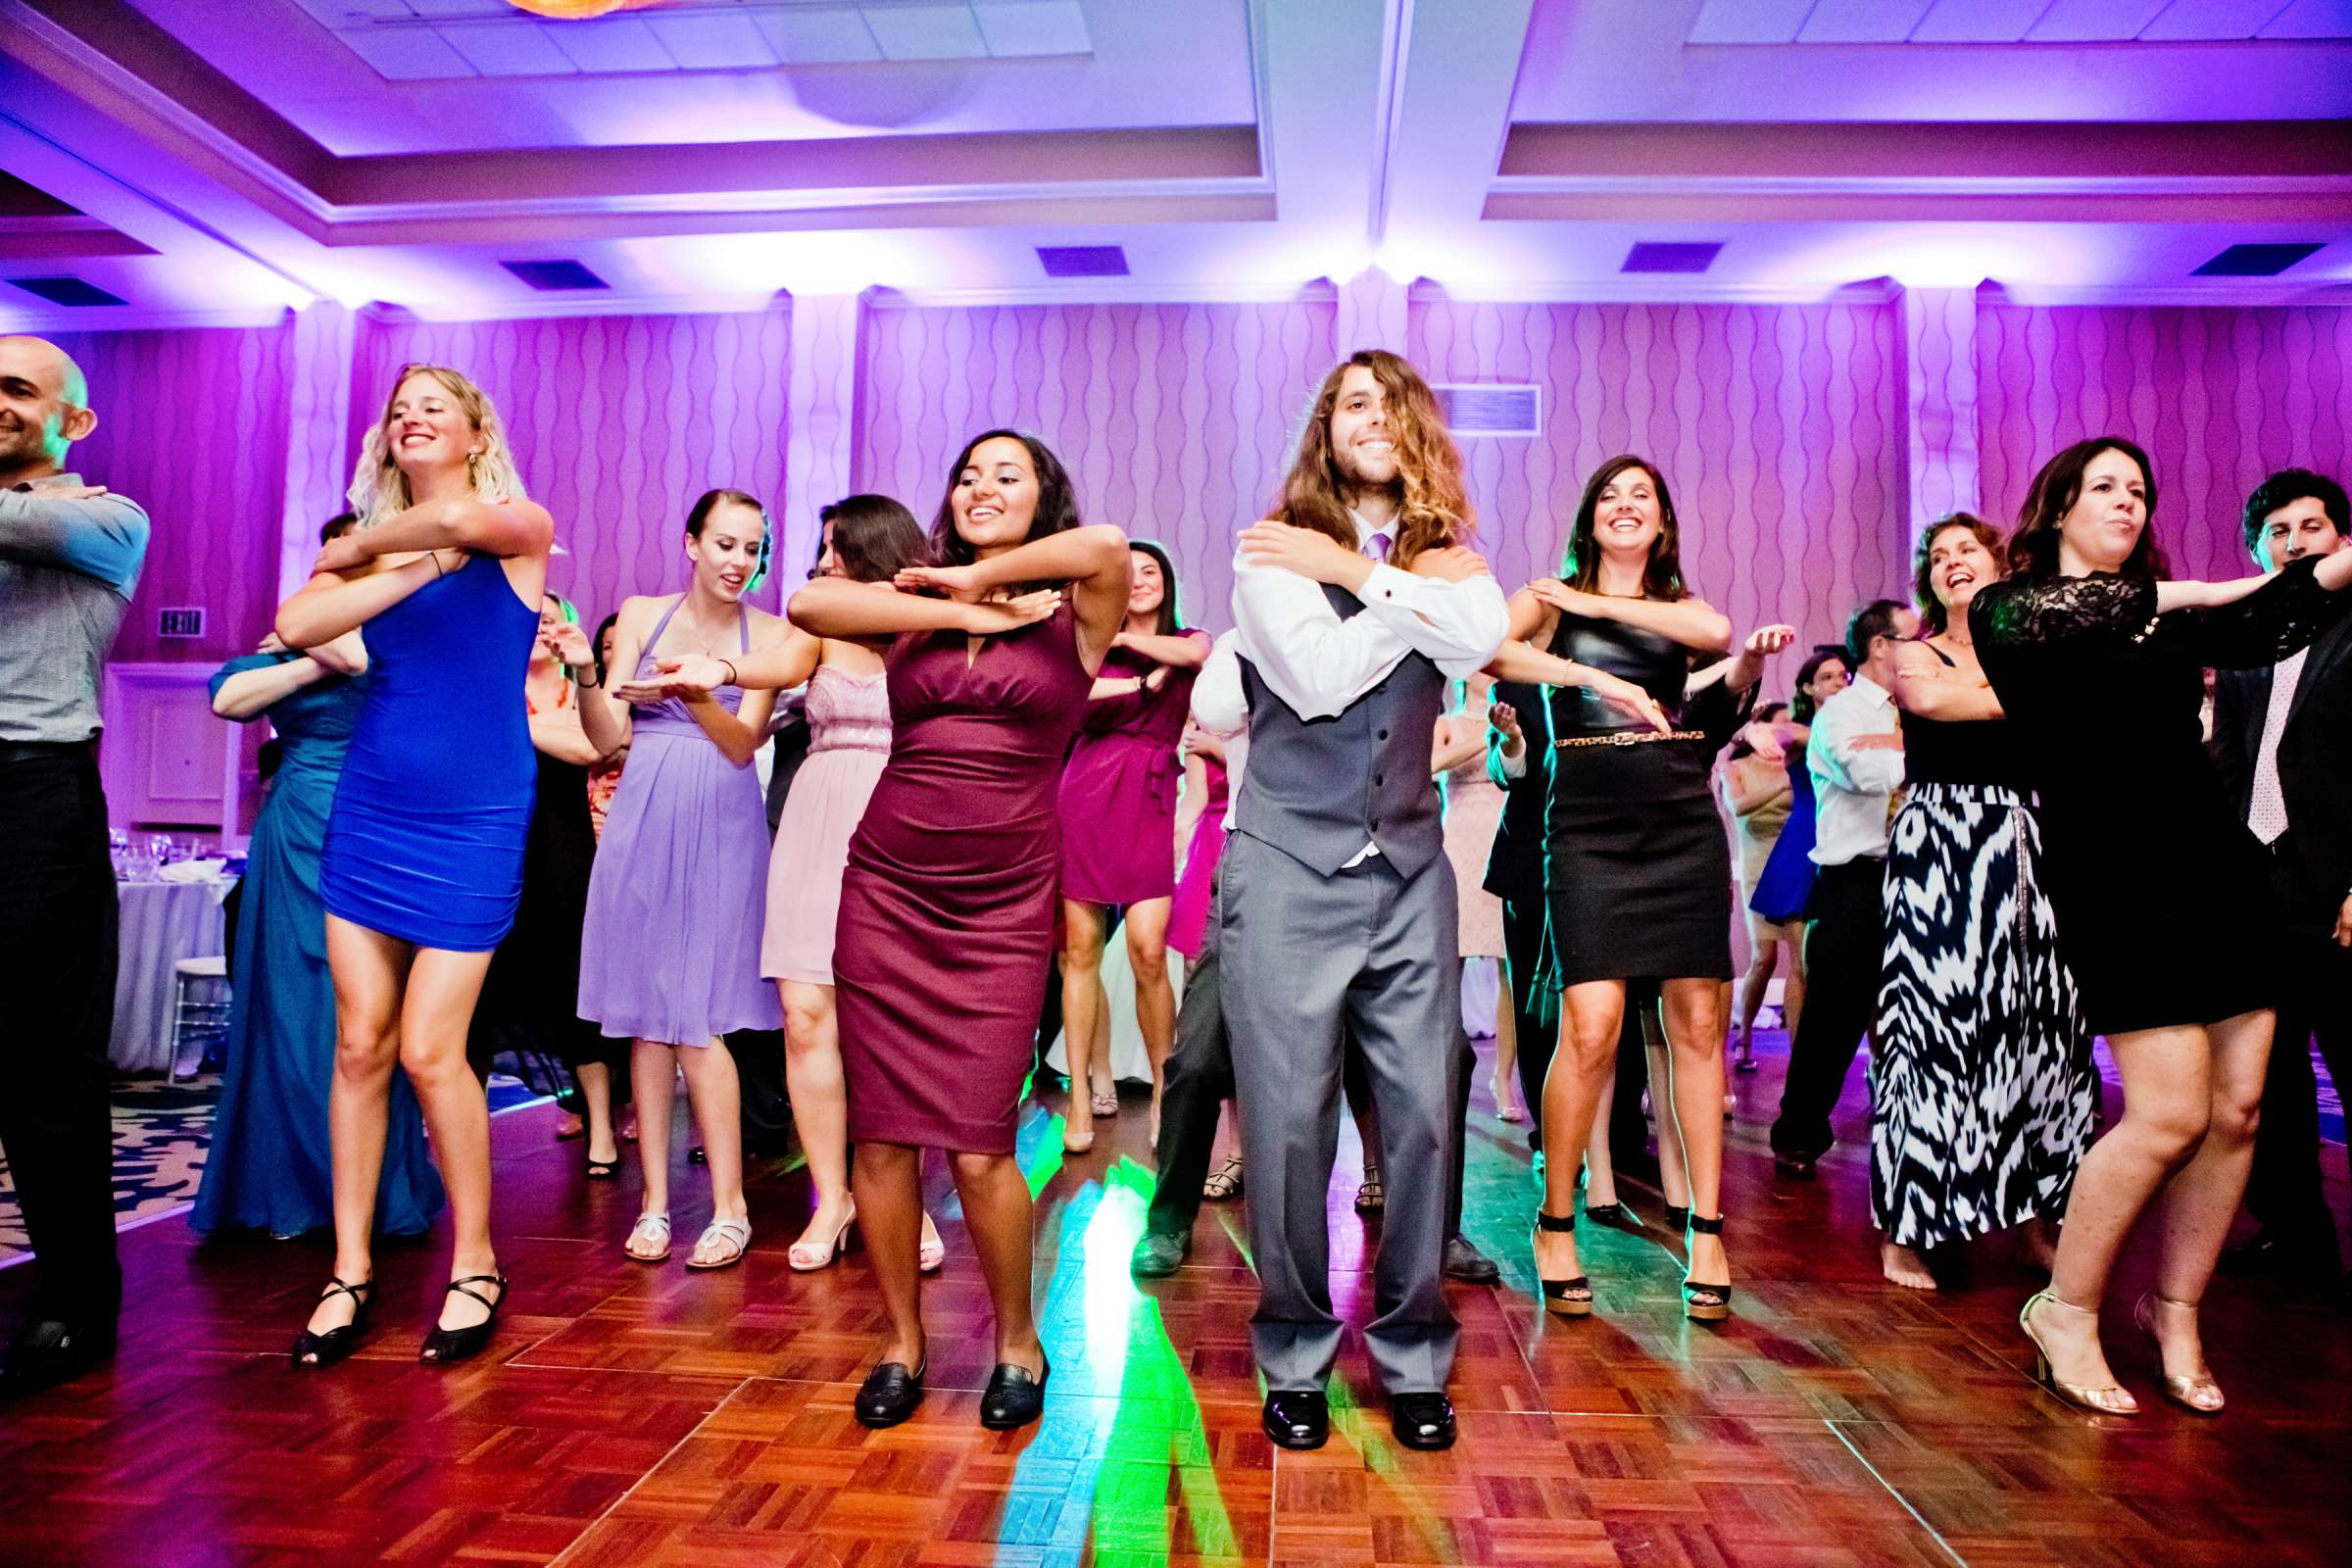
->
{"left": 1978, "top": 305, "right": 2352, "bottom": 579}
{"left": 350, "top": 308, "right": 795, "bottom": 624}
{"left": 47, "top": 323, "right": 292, "bottom": 664}
{"left": 855, "top": 299, "right": 1340, "bottom": 626}
{"left": 1410, "top": 298, "right": 1909, "bottom": 667}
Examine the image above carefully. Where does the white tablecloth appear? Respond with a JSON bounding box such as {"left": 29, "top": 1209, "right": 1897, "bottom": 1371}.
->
{"left": 109, "top": 877, "right": 234, "bottom": 1073}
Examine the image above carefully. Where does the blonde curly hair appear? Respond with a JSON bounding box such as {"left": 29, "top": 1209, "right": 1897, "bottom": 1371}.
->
{"left": 347, "top": 363, "right": 528, "bottom": 529}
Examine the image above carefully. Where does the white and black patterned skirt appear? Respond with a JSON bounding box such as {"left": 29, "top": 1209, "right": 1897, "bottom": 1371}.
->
{"left": 1871, "top": 783, "right": 2096, "bottom": 1249}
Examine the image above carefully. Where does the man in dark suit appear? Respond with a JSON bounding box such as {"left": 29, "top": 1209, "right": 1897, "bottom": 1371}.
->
{"left": 2210, "top": 467, "right": 2352, "bottom": 1303}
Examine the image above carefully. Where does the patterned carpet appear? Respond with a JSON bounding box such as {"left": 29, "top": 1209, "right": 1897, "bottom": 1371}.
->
{"left": 0, "top": 1070, "right": 545, "bottom": 1262}
{"left": 0, "top": 1073, "right": 223, "bottom": 1258}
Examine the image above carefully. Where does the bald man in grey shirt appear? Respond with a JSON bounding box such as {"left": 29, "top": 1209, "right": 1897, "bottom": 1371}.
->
{"left": 0, "top": 335, "right": 151, "bottom": 1397}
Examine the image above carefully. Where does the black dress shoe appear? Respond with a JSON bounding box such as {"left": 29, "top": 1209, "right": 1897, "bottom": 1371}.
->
{"left": 1584, "top": 1200, "right": 1645, "bottom": 1235}
{"left": 1262, "top": 1389, "right": 1328, "bottom": 1449}
{"left": 1130, "top": 1231, "right": 1191, "bottom": 1278}
{"left": 291, "top": 1277, "right": 375, "bottom": 1369}
{"left": 0, "top": 1318, "right": 116, "bottom": 1398}
{"left": 1390, "top": 1390, "right": 1455, "bottom": 1450}
{"left": 2219, "top": 1226, "right": 2340, "bottom": 1279}
{"left": 1443, "top": 1234, "right": 1500, "bottom": 1283}
{"left": 855, "top": 1359, "right": 926, "bottom": 1428}
{"left": 418, "top": 1273, "right": 507, "bottom": 1365}
{"left": 978, "top": 1353, "right": 1050, "bottom": 1430}
{"left": 1772, "top": 1150, "right": 1818, "bottom": 1180}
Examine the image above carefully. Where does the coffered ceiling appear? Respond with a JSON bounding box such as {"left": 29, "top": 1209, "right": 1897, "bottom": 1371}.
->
{"left": 0, "top": 0, "right": 2346, "bottom": 328}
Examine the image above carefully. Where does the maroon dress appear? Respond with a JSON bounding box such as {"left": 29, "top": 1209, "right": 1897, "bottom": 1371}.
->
{"left": 835, "top": 604, "right": 1093, "bottom": 1154}
{"left": 1055, "top": 635, "right": 1204, "bottom": 905}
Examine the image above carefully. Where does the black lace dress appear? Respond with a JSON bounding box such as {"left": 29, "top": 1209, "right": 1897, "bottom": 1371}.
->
{"left": 1973, "top": 557, "right": 2339, "bottom": 1035}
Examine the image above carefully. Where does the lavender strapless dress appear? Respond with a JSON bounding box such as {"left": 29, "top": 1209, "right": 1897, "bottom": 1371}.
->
{"left": 761, "top": 662, "right": 890, "bottom": 986}
{"left": 576, "top": 598, "right": 781, "bottom": 1045}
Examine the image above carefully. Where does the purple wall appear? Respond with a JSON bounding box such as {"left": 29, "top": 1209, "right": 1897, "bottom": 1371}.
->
{"left": 1979, "top": 305, "right": 2352, "bottom": 578}
{"left": 52, "top": 299, "right": 2348, "bottom": 676}
{"left": 51, "top": 322, "right": 292, "bottom": 664}
{"left": 855, "top": 299, "right": 1340, "bottom": 625}
{"left": 350, "top": 309, "right": 795, "bottom": 625}
{"left": 1412, "top": 298, "right": 1907, "bottom": 664}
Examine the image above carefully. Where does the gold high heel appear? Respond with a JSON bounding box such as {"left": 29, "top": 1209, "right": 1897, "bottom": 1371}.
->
{"left": 2018, "top": 1290, "right": 2138, "bottom": 1416}
{"left": 2133, "top": 1293, "right": 2224, "bottom": 1414}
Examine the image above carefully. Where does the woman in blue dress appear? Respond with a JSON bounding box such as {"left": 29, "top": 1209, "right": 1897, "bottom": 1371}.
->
{"left": 191, "top": 514, "right": 444, "bottom": 1241}
{"left": 275, "top": 364, "right": 553, "bottom": 1369}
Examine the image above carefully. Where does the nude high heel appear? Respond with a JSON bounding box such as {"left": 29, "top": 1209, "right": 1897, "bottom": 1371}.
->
{"left": 2018, "top": 1290, "right": 2138, "bottom": 1416}
{"left": 2133, "top": 1293, "right": 2224, "bottom": 1414}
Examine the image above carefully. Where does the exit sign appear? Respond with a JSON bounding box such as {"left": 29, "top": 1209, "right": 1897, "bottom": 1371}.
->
{"left": 157, "top": 608, "right": 205, "bottom": 639}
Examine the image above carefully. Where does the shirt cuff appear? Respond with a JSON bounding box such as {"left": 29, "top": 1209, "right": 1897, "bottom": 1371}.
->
{"left": 1500, "top": 746, "right": 1527, "bottom": 780}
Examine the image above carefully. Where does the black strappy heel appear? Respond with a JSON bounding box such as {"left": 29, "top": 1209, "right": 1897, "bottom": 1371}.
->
{"left": 418, "top": 1272, "right": 508, "bottom": 1365}
{"left": 291, "top": 1277, "right": 374, "bottom": 1369}
{"left": 1683, "top": 1213, "right": 1733, "bottom": 1323}
{"left": 1533, "top": 1209, "right": 1592, "bottom": 1317}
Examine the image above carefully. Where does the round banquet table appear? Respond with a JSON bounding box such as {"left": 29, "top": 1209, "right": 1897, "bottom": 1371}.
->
{"left": 108, "top": 875, "right": 236, "bottom": 1074}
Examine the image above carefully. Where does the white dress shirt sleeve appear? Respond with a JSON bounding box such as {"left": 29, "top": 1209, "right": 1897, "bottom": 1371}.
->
{"left": 1811, "top": 691, "right": 1905, "bottom": 797}
{"left": 1355, "top": 564, "right": 1511, "bottom": 676}
{"left": 1190, "top": 630, "right": 1248, "bottom": 734}
{"left": 1229, "top": 549, "right": 1416, "bottom": 719}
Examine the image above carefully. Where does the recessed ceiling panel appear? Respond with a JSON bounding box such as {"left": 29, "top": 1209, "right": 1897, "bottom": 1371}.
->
{"left": 1796, "top": 0, "right": 1936, "bottom": 43}
{"left": 2141, "top": 0, "right": 2308, "bottom": 38}
{"left": 1910, "top": 0, "right": 2069, "bottom": 42}
{"left": 645, "top": 12, "right": 784, "bottom": 70}
{"left": 2024, "top": 0, "right": 2176, "bottom": 40}
{"left": 862, "top": 4, "right": 990, "bottom": 60}
{"left": 1687, "top": 0, "right": 1820, "bottom": 44}
{"left": 544, "top": 16, "right": 676, "bottom": 74}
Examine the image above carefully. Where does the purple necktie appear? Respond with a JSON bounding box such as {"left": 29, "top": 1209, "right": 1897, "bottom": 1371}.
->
{"left": 1364, "top": 530, "right": 1392, "bottom": 563}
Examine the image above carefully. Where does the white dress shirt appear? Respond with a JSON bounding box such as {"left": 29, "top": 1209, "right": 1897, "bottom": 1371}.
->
{"left": 1190, "top": 629, "right": 1250, "bottom": 833}
{"left": 1806, "top": 672, "right": 1904, "bottom": 867}
{"left": 1228, "top": 510, "right": 1509, "bottom": 861}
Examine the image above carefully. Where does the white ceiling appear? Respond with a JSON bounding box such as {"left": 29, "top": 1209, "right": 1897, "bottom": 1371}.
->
{"left": 0, "top": 0, "right": 2346, "bottom": 329}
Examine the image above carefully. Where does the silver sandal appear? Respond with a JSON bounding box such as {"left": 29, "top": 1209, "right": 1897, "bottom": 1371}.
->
{"left": 625, "top": 1210, "right": 672, "bottom": 1263}
{"left": 686, "top": 1216, "right": 752, "bottom": 1272}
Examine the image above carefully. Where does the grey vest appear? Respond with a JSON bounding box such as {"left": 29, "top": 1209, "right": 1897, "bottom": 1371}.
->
{"left": 1235, "top": 582, "right": 1448, "bottom": 878}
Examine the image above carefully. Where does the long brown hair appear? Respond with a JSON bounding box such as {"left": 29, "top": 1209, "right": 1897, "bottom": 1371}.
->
{"left": 1128, "top": 540, "right": 1184, "bottom": 636}
{"left": 1560, "top": 455, "right": 1688, "bottom": 601}
{"left": 1911, "top": 513, "right": 2005, "bottom": 635}
{"left": 2006, "top": 435, "right": 2169, "bottom": 581}
{"left": 1270, "top": 349, "right": 1472, "bottom": 569}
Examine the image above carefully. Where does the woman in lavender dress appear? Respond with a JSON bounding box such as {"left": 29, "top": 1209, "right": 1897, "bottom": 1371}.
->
{"left": 567, "top": 489, "right": 784, "bottom": 1272}
{"left": 1054, "top": 542, "right": 1209, "bottom": 1152}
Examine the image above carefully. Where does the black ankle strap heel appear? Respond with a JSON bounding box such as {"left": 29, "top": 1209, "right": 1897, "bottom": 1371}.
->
{"left": 1533, "top": 1209, "right": 1592, "bottom": 1318}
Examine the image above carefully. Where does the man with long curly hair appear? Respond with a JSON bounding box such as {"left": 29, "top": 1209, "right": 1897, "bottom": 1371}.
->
{"left": 1218, "top": 350, "right": 1507, "bottom": 1452}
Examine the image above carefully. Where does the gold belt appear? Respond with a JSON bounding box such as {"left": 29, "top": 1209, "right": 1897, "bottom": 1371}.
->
{"left": 1554, "top": 729, "right": 1708, "bottom": 749}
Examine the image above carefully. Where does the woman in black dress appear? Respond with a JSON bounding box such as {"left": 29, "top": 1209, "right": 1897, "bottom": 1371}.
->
{"left": 1975, "top": 437, "right": 2352, "bottom": 1415}
{"left": 1491, "top": 455, "right": 1753, "bottom": 1323}
{"left": 1874, "top": 515, "right": 2092, "bottom": 1293}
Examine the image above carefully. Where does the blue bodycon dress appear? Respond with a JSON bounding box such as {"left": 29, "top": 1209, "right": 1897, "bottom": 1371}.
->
{"left": 321, "top": 554, "right": 538, "bottom": 952}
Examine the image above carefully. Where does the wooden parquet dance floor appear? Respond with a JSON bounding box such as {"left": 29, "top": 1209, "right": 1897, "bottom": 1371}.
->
{"left": 3, "top": 1038, "right": 2347, "bottom": 1568}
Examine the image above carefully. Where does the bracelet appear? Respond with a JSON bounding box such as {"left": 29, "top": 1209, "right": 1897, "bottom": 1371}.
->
{"left": 428, "top": 552, "right": 445, "bottom": 577}
{"left": 719, "top": 659, "right": 738, "bottom": 687}
{"left": 576, "top": 670, "right": 601, "bottom": 689}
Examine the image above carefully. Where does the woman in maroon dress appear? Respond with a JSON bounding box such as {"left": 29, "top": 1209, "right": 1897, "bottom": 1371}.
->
{"left": 789, "top": 428, "right": 1130, "bottom": 1432}
{"left": 1055, "top": 541, "right": 1209, "bottom": 1152}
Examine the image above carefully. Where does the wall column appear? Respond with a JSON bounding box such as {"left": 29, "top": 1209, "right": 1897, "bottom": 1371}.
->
{"left": 276, "top": 300, "right": 359, "bottom": 603}
{"left": 1335, "top": 267, "right": 1408, "bottom": 356}
{"left": 779, "top": 291, "right": 863, "bottom": 600}
{"left": 1897, "top": 284, "right": 1983, "bottom": 542}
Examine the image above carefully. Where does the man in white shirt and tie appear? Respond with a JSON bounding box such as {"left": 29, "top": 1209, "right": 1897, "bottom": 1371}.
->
{"left": 2210, "top": 468, "right": 2352, "bottom": 1300}
{"left": 1220, "top": 351, "right": 1507, "bottom": 1453}
{"left": 1771, "top": 597, "right": 1917, "bottom": 1179}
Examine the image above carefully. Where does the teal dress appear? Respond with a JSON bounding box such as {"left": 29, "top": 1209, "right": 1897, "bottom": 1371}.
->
{"left": 191, "top": 652, "right": 445, "bottom": 1238}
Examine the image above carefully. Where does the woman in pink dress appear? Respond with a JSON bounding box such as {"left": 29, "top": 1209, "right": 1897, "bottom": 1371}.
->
{"left": 1054, "top": 542, "right": 1209, "bottom": 1152}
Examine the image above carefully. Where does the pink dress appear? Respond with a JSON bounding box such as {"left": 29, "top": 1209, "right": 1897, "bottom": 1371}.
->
{"left": 1056, "top": 636, "right": 1206, "bottom": 905}
{"left": 761, "top": 663, "right": 890, "bottom": 986}
{"left": 1167, "top": 752, "right": 1229, "bottom": 959}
